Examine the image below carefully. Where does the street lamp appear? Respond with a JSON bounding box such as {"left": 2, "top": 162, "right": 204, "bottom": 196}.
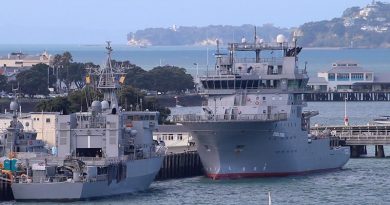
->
{"left": 193, "top": 63, "right": 200, "bottom": 92}
{"left": 344, "top": 97, "right": 349, "bottom": 126}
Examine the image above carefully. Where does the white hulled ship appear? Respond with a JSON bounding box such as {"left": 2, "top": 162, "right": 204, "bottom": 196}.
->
{"left": 173, "top": 33, "right": 350, "bottom": 179}
{"left": 10, "top": 42, "right": 166, "bottom": 200}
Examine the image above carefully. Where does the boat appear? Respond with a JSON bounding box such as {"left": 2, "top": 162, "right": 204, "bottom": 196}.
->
{"left": 0, "top": 99, "right": 47, "bottom": 157}
{"left": 173, "top": 33, "right": 350, "bottom": 179}
{"left": 9, "top": 42, "right": 166, "bottom": 201}
{"left": 372, "top": 116, "right": 390, "bottom": 124}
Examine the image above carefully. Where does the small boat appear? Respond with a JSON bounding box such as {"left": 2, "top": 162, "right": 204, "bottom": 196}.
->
{"left": 373, "top": 116, "right": 390, "bottom": 124}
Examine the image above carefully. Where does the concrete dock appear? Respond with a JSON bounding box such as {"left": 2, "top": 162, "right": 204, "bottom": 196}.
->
{"left": 312, "top": 124, "right": 390, "bottom": 158}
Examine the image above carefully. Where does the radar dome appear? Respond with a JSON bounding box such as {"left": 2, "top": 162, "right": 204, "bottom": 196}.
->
{"left": 131, "top": 130, "right": 137, "bottom": 136}
{"left": 91, "top": 100, "right": 102, "bottom": 113}
{"left": 101, "top": 100, "right": 109, "bottom": 111}
{"left": 10, "top": 101, "right": 19, "bottom": 111}
{"left": 276, "top": 34, "right": 286, "bottom": 44}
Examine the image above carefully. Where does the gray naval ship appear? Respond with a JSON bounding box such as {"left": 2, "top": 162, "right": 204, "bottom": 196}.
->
{"left": 173, "top": 32, "right": 350, "bottom": 179}
{"left": 10, "top": 42, "right": 166, "bottom": 200}
{"left": 0, "top": 100, "right": 46, "bottom": 156}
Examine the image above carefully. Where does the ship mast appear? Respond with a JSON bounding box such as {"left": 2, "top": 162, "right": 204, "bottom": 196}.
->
{"left": 96, "top": 41, "right": 124, "bottom": 113}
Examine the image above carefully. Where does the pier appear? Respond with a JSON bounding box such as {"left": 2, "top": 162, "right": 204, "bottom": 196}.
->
{"left": 0, "top": 175, "right": 13, "bottom": 201}
{"left": 155, "top": 151, "right": 203, "bottom": 180}
{"left": 303, "top": 91, "right": 390, "bottom": 101}
{"left": 312, "top": 124, "right": 390, "bottom": 158}
{"left": 155, "top": 92, "right": 390, "bottom": 108}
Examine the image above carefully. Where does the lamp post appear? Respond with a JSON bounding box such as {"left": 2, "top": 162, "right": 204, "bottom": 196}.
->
{"left": 344, "top": 97, "right": 349, "bottom": 126}
{"left": 193, "top": 63, "right": 199, "bottom": 92}
{"left": 47, "top": 66, "right": 50, "bottom": 90}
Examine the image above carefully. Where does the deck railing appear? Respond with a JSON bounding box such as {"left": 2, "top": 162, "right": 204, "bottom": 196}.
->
{"left": 172, "top": 113, "right": 288, "bottom": 122}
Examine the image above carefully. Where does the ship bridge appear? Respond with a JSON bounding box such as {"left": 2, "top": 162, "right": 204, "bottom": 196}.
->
{"left": 198, "top": 36, "right": 308, "bottom": 95}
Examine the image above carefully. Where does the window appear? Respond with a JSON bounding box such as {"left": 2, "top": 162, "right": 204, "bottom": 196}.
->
{"left": 365, "top": 73, "right": 373, "bottom": 81}
{"left": 337, "top": 73, "right": 349, "bottom": 81}
{"left": 351, "top": 73, "right": 364, "bottom": 81}
{"left": 46, "top": 118, "right": 50, "bottom": 123}
{"left": 277, "top": 65, "right": 283, "bottom": 74}
{"left": 178, "top": 134, "right": 183, "bottom": 140}
{"left": 328, "top": 73, "right": 335, "bottom": 81}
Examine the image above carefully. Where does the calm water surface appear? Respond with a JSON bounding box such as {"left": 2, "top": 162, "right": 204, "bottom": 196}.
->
{"left": 7, "top": 158, "right": 389, "bottom": 205}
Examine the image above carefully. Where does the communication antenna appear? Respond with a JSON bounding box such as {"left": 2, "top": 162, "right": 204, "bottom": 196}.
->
{"left": 254, "top": 26, "right": 257, "bottom": 43}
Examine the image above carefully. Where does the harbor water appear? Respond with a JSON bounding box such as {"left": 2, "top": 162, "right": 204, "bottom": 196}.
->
{"left": 1, "top": 46, "right": 390, "bottom": 204}
{"left": 5, "top": 158, "right": 390, "bottom": 204}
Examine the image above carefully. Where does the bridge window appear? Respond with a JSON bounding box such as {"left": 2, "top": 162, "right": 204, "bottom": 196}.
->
{"left": 267, "top": 65, "right": 274, "bottom": 75}
{"left": 228, "top": 80, "right": 235, "bottom": 89}
{"left": 221, "top": 80, "right": 228, "bottom": 89}
{"left": 277, "top": 65, "right": 283, "bottom": 74}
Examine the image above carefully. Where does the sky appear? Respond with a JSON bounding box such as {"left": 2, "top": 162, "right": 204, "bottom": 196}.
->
{"left": 0, "top": 0, "right": 384, "bottom": 44}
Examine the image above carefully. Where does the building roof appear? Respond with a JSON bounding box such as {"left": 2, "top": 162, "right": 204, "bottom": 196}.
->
{"left": 321, "top": 60, "right": 373, "bottom": 73}
{"left": 327, "top": 66, "right": 372, "bottom": 73}
{"left": 156, "top": 125, "right": 190, "bottom": 133}
{"left": 0, "top": 52, "right": 51, "bottom": 61}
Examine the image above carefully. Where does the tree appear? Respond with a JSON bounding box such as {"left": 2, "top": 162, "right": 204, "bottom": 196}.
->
{"left": 124, "top": 65, "right": 147, "bottom": 88}
{"left": 118, "top": 85, "right": 144, "bottom": 111}
{"left": 55, "top": 52, "right": 74, "bottom": 92}
{"left": 35, "top": 97, "right": 71, "bottom": 114}
{"left": 16, "top": 63, "right": 56, "bottom": 95}
{"left": 0, "top": 75, "right": 8, "bottom": 92}
{"left": 68, "top": 63, "right": 87, "bottom": 89}
{"left": 35, "top": 87, "right": 101, "bottom": 113}
{"left": 144, "top": 66, "right": 194, "bottom": 92}
{"left": 67, "top": 87, "right": 102, "bottom": 113}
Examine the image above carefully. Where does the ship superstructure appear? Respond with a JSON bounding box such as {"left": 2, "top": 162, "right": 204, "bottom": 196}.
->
{"left": 10, "top": 42, "right": 166, "bottom": 200}
{"left": 174, "top": 33, "right": 350, "bottom": 179}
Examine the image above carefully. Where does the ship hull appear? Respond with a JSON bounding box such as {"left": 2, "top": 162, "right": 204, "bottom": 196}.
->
{"left": 183, "top": 121, "right": 350, "bottom": 180}
{"left": 12, "top": 157, "right": 163, "bottom": 201}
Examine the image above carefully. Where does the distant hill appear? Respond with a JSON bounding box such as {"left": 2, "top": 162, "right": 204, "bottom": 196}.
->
{"left": 127, "top": 24, "right": 291, "bottom": 46}
{"left": 299, "top": 1, "right": 390, "bottom": 48}
{"left": 127, "top": 1, "right": 390, "bottom": 48}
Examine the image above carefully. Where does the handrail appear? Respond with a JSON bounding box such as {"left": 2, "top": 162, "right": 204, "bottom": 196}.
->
{"left": 172, "top": 113, "right": 288, "bottom": 122}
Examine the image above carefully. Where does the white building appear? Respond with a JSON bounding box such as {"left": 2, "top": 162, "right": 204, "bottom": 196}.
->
{"left": 0, "top": 51, "right": 52, "bottom": 77}
{"left": 308, "top": 61, "right": 390, "bottom": 92}
{"left": 153, "top": 125, "right": 194, "bottom": 148}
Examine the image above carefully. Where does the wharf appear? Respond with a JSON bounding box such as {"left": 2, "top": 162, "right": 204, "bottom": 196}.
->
{"left": 154, "top": 92, "right": 390, "bottom": 108}
{"left": 303, "top": 91, "right": 390, "bottom": 101}
{"left": 312, "top": 124, "right": 390, "bottom": 157}
{"left": 155, "top": 150, "right": 203, "bottom": 180}
{"left": 0, "top": 175, "right": 13, "bottom": 201}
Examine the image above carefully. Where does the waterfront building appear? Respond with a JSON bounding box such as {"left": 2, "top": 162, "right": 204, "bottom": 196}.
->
{"left": 308, "top": 61, "right": 390, "bottom": 92}
{"left": 153, "top": 125, "right": 194, "bottom": 148}
{"left": 0, "top": 51, "right": 52, "bottom": 77}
